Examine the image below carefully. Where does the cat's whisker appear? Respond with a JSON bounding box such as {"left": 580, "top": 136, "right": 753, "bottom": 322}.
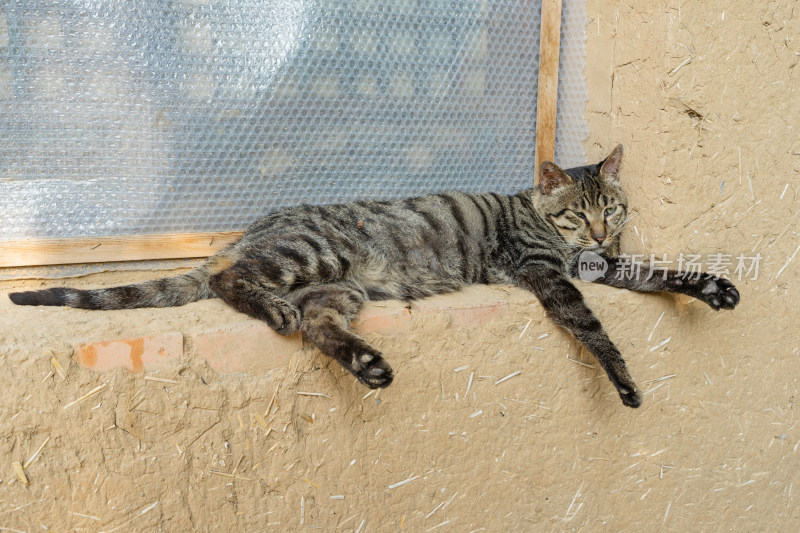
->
{"left": 606, "top": 215, "right": 635, "bottom": 241}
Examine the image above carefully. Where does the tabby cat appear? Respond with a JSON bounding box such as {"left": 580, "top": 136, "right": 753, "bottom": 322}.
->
{"left": 9, "top": 145, "right": 739, "bottom": 408}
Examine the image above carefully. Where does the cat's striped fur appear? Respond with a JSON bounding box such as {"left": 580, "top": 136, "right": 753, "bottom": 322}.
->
{"left": 10, "top": 145, "right": 739, "bottom": 407}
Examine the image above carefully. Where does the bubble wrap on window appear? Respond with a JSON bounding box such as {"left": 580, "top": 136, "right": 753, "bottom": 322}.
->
{"left": 0, "top": 1, "right": 587, "bottom": 240}
{"left": 555, "top": 0, "right": 589, "bottom": 168}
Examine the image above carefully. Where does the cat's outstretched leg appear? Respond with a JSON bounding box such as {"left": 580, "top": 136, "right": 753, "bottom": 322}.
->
{"left": 517, "top": 268, "right": 642, "bottom": 408}
{"left": 289, "top": 283, "right": 394, "bottom": 389}
{"left": 209, "top": 260, "right": 302, "bottom": 335}
{"left": 578, "top": 256, "right": 740, "bottom": 310}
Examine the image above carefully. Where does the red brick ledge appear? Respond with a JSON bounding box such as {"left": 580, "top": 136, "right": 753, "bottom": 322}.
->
{"left": 73, "top": 291, "right": 509, "bottom": 374}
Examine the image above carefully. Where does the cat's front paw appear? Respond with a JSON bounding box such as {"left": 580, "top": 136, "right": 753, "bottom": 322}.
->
{"left": 617, "top": 384, "right": 642, "bottom": 408}
{"left": 348, "top": 346, "right": 394, "bottom": 389}
{"left": 604, "top": 359, "right": 642, "bottom": 408}
{"left": 675, "top": 274, "right": 740, "bottom": 310}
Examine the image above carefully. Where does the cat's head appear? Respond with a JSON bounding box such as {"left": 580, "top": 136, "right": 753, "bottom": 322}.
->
{"left": 532, "top": 144, "right": 628, "bottom": 252}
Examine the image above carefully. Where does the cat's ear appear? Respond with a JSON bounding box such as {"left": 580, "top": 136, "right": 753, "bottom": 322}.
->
{"left": 538, "top": 161, "right": 573, "bottom": 195}
{"left": 600, "top": 144, "right": 623, "bottom": 182}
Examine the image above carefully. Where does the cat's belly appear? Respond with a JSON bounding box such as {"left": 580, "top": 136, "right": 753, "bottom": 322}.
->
{"left": 343, "top": 247, "right": 466, "bottom": 301}
{"left": 486, "top": 268, "right": 514, "bottom": 285}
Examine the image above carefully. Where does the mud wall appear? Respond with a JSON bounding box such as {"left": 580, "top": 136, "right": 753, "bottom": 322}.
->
{"left": 0, "top": 1, "right": 798, "bottom": 530}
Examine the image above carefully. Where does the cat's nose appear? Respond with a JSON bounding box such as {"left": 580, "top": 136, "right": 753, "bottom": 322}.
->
{"left": 590, "top": 222, "right": 606, "bottom": 244}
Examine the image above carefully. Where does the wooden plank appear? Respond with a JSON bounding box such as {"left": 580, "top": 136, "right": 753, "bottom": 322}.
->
{"left": 534, "top": 0, "right": 563, "bottom": 179}
{"left": 0, "top": 232, "right": 243, "bottom": 268}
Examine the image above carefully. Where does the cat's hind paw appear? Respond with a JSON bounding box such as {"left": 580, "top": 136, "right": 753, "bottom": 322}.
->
{"left": 265, "top": 299, "right": 302, "bottom": 335}
{"left": 348, "top": 346, "right": 394, "bottom": 389}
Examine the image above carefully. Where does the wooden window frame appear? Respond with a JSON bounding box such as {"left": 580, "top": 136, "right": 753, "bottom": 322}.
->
{"left": 0, "top": 0, "right": 562, "bottom": 270}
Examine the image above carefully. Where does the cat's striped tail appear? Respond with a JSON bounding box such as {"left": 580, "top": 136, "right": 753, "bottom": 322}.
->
{"left": 8, "top": 256, "right": 232, "bottom": 310}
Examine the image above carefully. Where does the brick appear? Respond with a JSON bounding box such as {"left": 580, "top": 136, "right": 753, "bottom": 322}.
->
{"left": 412, "top": 287, "right": 508, "bottom": 327}
{"left": 191, "top": 321, "right": 302, "bottom": 374}
{"left": 74, "top": 333, "right": 183, "bottom": 373}
{"left": 353, "top": 301, "right": 412, "bottom": 335}
{"left": 447, "top": 303, "right": 508, "bottom": 326}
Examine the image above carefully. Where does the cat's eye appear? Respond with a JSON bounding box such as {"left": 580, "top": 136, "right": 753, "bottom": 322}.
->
{"left": 573, "top": 211, "right": 589, "bottom": 226}
{"left": 604, "top": 206, "right": 617, "bottom": 217}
